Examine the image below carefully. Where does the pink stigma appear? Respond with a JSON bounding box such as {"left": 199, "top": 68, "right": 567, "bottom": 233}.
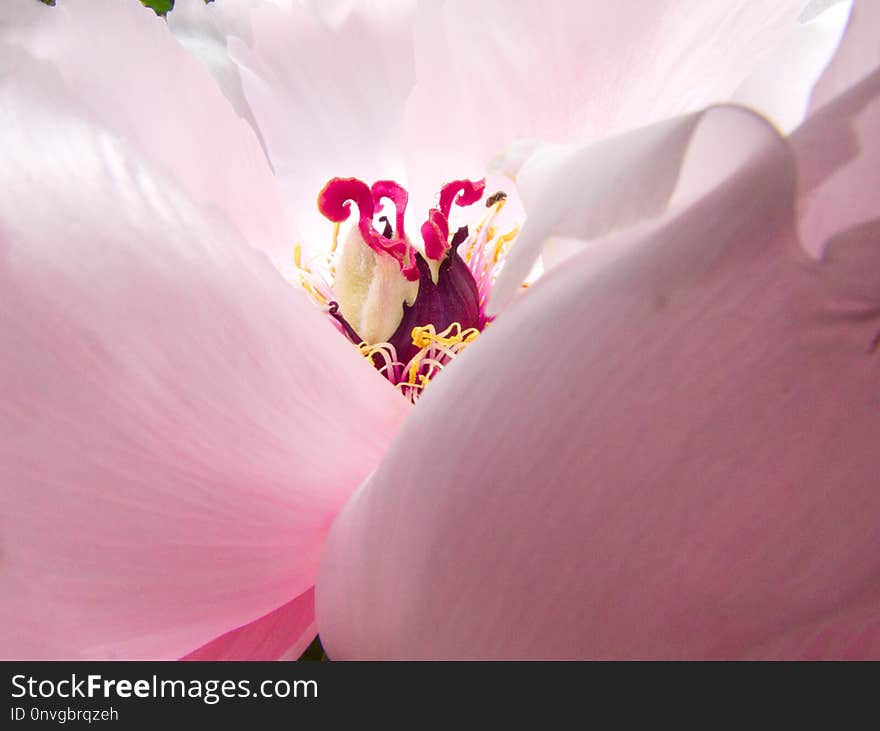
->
{"left": 318, "top": 177, "right": 418, "bottom": 280}
{"left": 423, "top": 179, "right": 486, "bottom": 260}
{"left": 318, "top": 176, "right": 486, "bottom": 272}
{"left": 439, "top": 179, "right": 486, "bottom": 220}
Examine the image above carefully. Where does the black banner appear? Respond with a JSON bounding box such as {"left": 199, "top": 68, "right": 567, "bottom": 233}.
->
{"left": 2, "top": 661, "right": 874, "bottom": 725}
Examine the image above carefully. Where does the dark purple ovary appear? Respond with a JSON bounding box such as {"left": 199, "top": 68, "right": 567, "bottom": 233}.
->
{"left": 387, "top": 238, "right": 483, "bottom": 367}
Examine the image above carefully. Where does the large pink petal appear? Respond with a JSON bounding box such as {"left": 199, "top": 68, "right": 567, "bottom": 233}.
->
{"left": 316, "top": 86, "right": 880, "bottom": 659}
{"left": 228, "top": 0, "right": 417, "bottom": 253}
{"left": 0, "top": 49, "right": 406, "bottom": 660}
{"left": 6, "top": 0, "right": 288, "bottom": 267}
{"left": 182, "top": 588, "right": 316, "bottom": 661}
{"left": 402, "top": 0, "right": 811, "bottom": 210}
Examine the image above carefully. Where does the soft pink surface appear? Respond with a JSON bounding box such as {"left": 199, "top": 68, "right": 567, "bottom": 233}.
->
{"left": 5, "top": 0, "right": 287, "bottom": 264}
{"left": 0, "top": 0, "right": 45, "bottom": 30}
{"left": 0, "top": 48, "right": 406, "bottom": 659}
{"left": 316, "top": 85, "right": 880, "bottom": 659}
{"left": 402, "top": 0, "right": 812, "bottom": 210}
{"left": 183, "top": 588, "right": 316, "bottom": 661}
{"left": 731, "top": 2, "right": 849, "bottom": 133}
{"left": 167, "top": 0, "right": 267, "bottom": 149}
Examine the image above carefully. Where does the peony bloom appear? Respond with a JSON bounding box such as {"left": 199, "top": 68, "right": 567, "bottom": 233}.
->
{"left": 1, "top": 0, "right": 877, "bottom": 659}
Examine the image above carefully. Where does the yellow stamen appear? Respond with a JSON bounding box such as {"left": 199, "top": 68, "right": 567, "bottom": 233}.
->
{"left": 355, "top": 322, "right": 482, "bottom": 401}
{"left": 293, "top": 243, "right": 313, "bottom": 273}
{"left": 493, "top": 226, "right": 520, "bottom": 263}
{"left": 410, "top": 322, "right": 479, "bottom": 350}
{"left": 292, "top": 242, "right": 332, "bottom": 306}
{"left": 330, "top": 222, "right": 340, "bottom": 256}
{"left": 301, "top": 282, "right": 325, "bottom": 304}
{"left": 468, "top": 197, "right": 507, "bottom": 256}
{"left": 358, "top": 340, "right": 392, "bottom": 360}
{"left": 407, "top": 360, "right": 423, "bottom": 386}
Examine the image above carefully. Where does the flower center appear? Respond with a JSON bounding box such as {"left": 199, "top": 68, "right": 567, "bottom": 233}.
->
{"left": 296, "top": 176, "right": 519, "bottom": 401}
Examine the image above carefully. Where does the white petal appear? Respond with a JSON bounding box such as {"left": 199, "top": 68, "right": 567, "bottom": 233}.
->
{"left": 732, "top": 2, "right": 851, "bottom": 133}
{"left": 490, "top": 105, "right": 785, "bottom": 311}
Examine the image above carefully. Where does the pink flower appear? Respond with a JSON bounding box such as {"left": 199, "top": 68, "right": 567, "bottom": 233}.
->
{"left": 1, "top": 0, "right": 877, "bottom": 659}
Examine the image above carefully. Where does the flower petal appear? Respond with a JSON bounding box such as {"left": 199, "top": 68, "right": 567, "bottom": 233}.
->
{"left": 809, "top": 0, "right": 880, "bottom": 112}
{"left": 182, "top": 588, "right": 316, "bottom": 661}
{"left": 0, "top": 0, "right": 46, "bottom": 31}
{"left": 228, "top": 0, "right": 417, "bottom": 253}
{"left": 742, "top": 588, "right": 879, "bottom": 660}
{"left": 790, "top": 1, "right": 880, "bottom": 260}
{"left": 731, "top": 1, "right": 850, "bottom": 133}
{"left": 6, "top": 0, "right": 288, "bottom": 266}
{"left": 794, "top": 67, "right": 880, "bottom": 259}
{"left": 316, "top": 97, "right": 880, "bottom": 659}
{"left": 402, "top": 0, "right": 810, "bottom": 207}
{"left": 167, "top": 0, "right": 265, "bottom": 142}
{"left": 0, "top": 49, "right": 406, "bottom": 660}
{"left": 490, "top": 105, "right": 785, "bottom": 311}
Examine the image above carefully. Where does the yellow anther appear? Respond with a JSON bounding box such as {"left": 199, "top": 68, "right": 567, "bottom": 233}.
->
{"left": 407, "top": 360, "right": 421, "bottom": 386}
{"left": 293, "top": 243, "right": 313, "bottom": 274}
{"left": 473, "top": 197, "right": 505, "bottom": 237}
{"left": 358, "top": 341, "right": 389, "bottom": 359}
{"left": 330, "top": 222, "right": 340, "bottom": 256}
{"left": 492, "top": 226, "right": 520, "bottom": 263}
{"left": 410, "top": 324, "right": 437, "bottom": 349}
{"left": 302, "top": 281, "right": 327, "bottom": 305}
{"left": 410, "top": 322, "right": 479, "bottom": 350}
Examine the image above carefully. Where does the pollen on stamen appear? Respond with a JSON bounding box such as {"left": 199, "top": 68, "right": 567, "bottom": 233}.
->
{"left": 359, "top": 322, "right": 482, "bottom": 403}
